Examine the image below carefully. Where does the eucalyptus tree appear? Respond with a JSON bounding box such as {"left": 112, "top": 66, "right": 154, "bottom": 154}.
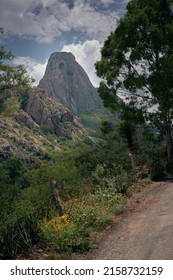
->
{"left": 95, "top": 0, "right": 173, "bottom": 164}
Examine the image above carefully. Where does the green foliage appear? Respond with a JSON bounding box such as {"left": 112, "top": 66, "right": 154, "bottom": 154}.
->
{"left": 0, "top": 28, "right": 34, "bottom": 115}
{"left": 39, "top": 215, "right": 90, "bottom": 253}
{"left": 92, "top": 164, "right": 104, "bottom": 181}
{"left": 1, "top": 157, "right": 27, "bottom": 183}
{"left": 1, "top": 207, "right": 39, "bottom": 258}
{"left": 75, "top": 139, "right": 131, "bottom": 178}
{"left": 0, "top": 64, "right": 34, "bottom": 93}
{"left": 100, "top": 120, "right": 113, "bottom": 134}
{"left": 0, "top": 140, "right": 129, "bottom": 258}
{"left": 65, "top": 187, "right": 124, "bottom": 230}
{"left": 40, "top": 186, "right": 124, "bottom": 253}
{"left": 27, "top": 153, "right": 81, "bottom": 200}
{"left": 0, "top": 96, "right": 20, "bottom": 116}
{"left": 95, "top": 0, "right": 173, "bottom": 163}
{"left": 0, "top": 157, "right": 54, "bottom": 258}
{"left": 92, "top": 163, "right": 132, "bottom": 193}
{"left": 137, "top": 130, "right": 168, "bottom": 179}
{"left": 27, "top": 142, "right": 128, "bottom": 254}
{"left": 0, "top": 184, "right": 53, "bottom": 259}
{"left": 80, "top": 111, "right": 105, "bottom": 137}
{"left": 118, "top": 120, "right": 135, "bottom": 150}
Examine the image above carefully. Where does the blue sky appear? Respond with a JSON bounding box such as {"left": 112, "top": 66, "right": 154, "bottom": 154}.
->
{"left": 0, "top": 0, "right": 129, "bottom": 86}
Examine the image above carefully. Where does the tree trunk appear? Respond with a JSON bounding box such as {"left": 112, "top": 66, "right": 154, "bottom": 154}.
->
{"left": 129, "top": 148, "right": 138, "bottom": 172}
{"left": 163, "top": 112, "right": 172, "bottom": 165}
{"left": 50, "top": 180, "right": 64, "bottom": 216}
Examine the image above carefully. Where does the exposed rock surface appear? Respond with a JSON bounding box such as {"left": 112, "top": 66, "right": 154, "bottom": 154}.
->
{"left": 21, "top": 88, "right": 88, "bottom": 139}
{"left": 0, "top": 117, "right": 58, "bottom": 162}
{"left": 15, "top": 110, "right": 39, "bottom": 130}
{"left": 38, "top": 52, "right": 102, "bottom": 115}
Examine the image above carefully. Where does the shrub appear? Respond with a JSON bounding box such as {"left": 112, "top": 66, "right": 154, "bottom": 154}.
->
{"left": 75, "top": 140, "right": 131, "bottom": 178}
{"left": 0, "top": 160, "right": 54, "bottom": 259}
{"left": 38, "top": 183, "right": 125, "bottom": 255}
{"left": 0, "top": 96, "right": 20, "bottom": 116}
{"left": 138, "top": 134, "right": 168, "bottom": 180}
{"left": 92, "top": 163, "right": 132, "bottom": 193}
{"left": 39, "top": 215, "right": 90, "bottom": 253}
{"left": 0, "top": 211, "right": 38, "bottom": 259}
{"left": 65, "top": 188, "right": 124, "bottom": 230}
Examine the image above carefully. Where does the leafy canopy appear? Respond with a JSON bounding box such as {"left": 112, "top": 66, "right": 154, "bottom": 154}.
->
{"left": 95, "top": 0, "right": 173, "bottom": 162}
{"left": 0, "top": 28, "right": 34, "bottom": 115}
{"left": 0, "top": 28, "right": 34, "bottom": 94}
{"left": 95, "top": 0, "right": 173, "bottom": 113}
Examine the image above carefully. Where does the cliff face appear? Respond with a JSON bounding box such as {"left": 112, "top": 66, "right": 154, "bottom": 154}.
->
{"left": 38, "top": 52, "right": 102, "bottom": 115}
{"left": 20, "top": 88, "right": 88, "bottom": 139}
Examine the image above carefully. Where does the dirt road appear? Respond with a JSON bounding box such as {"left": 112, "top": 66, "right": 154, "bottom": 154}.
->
{"left": 75, "top": 182, "right": 173, "bottom": 260}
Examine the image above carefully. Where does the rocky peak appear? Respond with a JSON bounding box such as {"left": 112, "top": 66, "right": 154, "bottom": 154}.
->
{"left": 38, "top": 52, "right": 102, "bottom": 115}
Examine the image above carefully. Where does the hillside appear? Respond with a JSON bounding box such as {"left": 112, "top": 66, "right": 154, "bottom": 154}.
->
{"left": 0, "top": 87, "right": 89, "bottom": 163}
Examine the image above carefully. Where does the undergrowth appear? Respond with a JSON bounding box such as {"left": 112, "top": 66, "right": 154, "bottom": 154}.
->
{"left": 38, "top": 186, "right": 125, "bottom": 254}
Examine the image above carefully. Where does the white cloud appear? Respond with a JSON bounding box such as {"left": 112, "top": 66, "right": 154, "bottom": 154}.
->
{"left": 100, "top": 0, "right": 114, "bottom": 5}
{"left": 62, "top": 39, "right": 102, "bottom": 87}
{"left": 123, "top": 0, "right": 130, "bottom": 5}
{"left": 13, "top": 56, "right": 47, "bottom": 85}
{"left": 0, "top": 0, "right": 119, "bottom": 43}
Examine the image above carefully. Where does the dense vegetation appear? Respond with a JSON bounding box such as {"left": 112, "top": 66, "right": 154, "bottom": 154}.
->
{"left": 0, "top": 0, "right": 173, "bottom": 259}
{"left": 0, "top": 129, "right": 166, "bottom": 259}
{"left": 95, "top": 0, "right": 173, "bottom": 165}
{"left": 0, "top": 141, "right": 125, "bottom": 258}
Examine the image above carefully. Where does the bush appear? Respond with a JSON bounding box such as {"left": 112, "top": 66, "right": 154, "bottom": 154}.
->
{"left": 75, "top": 140, "right": 131, "bottom": 178}
{"left": 38, "top": 182, "right": 125, "bottom": 254}
{"left": 92, "top": 163, "right": 132, "bottom": 193}
{"left": 0, "top": 187, "right": 53, "bottom": 259}
{"left": 0, "top": 157, "right": 54, "bottom": 259}
{"left": 39, "top": 215, "right": 90, "bottom": 253}
{"left": 0, "top": 96, "right": 20, "bottom": 116}
{"left": 138, "top": 132, "right": 167, "bottom": 180}
{"left": 65, "top": 188, "right": 124, "bottom": 230}
{"left": 0, "top": 211, "right": 38, "bottom": 258}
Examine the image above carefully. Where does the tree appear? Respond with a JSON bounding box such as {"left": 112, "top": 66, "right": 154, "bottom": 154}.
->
{"left": 0, "top": 28, "right": 34, "bottom": 115}
{"left": 95, "top": 0, "right": 173, "bottom": 164}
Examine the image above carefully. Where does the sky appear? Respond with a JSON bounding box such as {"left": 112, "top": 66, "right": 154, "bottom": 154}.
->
{"left": 0, "top": 0, "right": 129, "bottom": 87}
